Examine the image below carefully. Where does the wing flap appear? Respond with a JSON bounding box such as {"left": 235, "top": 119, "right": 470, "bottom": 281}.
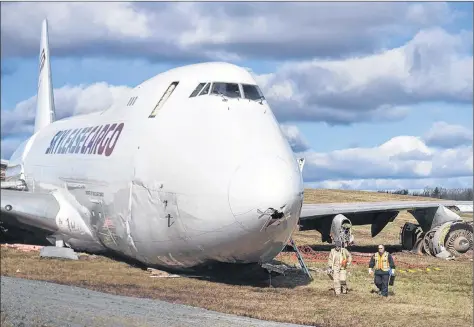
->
{"left": 1, "top": 189, "right": 60, "bottom": 232}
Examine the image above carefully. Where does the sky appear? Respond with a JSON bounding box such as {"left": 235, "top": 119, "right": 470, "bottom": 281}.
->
{"left": 1, "top": 2, "right": 473, "bottom": 191}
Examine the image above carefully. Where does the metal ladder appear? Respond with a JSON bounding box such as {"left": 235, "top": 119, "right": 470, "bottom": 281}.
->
{"left": 289, "top": 238, "right": 313, "bottom": 280}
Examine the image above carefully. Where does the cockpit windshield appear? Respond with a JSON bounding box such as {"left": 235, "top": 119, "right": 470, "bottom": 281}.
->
{"left": 188, "top": 82, "right": 265, "bottom": 101}
{"left": 189, "top": 83, "right": 206, "bottom": 97}
{"left": 242, "top": 84, "right": 265, "bottom": 101}
{"left": 211, "top": 82, "right": 241, "bottom": 98}
{"left": 199, "top": 83, "right": 211, "bottom": 96}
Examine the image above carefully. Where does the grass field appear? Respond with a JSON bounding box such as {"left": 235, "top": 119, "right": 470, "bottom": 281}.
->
{"left": 1, "top": 189, "right": 473, "bottom": 327}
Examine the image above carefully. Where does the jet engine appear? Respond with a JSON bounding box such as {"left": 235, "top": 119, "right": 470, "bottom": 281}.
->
{"left": 330, "top": 214, "right": 354, "bottom": 247}
{"left": 401, "top": 220, "right": 473, "bottom": 257}
{"left": 400, "top": 204, "right": 473, "bottom": 258}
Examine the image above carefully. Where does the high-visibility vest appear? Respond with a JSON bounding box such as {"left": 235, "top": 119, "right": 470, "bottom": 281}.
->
{"left": 332, "top": 249, "right": 350, "bottom": 270}
{"left": 341, "top": 249, "right": 349, "bottom": 269}
{"left": 374, "top": 252, "right": 390, "bottom": 271}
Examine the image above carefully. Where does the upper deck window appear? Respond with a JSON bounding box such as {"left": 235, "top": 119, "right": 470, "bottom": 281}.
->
{"left": 211, "top": 82, "right": 241, "bottom": 98}
{"left": 148, "top": 81, "right": 179, "bottom": 118}
{"left": 242, "top": 84, "right": 265, "bottom": 101}
{"left": 189, "top": 83, "right": 206, "bottom": 97}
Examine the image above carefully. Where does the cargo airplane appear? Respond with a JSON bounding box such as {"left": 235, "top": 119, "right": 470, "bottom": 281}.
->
{"left": 1, "top": 20, "right": 472, "bottom": 271}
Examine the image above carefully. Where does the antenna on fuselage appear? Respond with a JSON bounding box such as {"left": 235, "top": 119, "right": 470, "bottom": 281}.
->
{"left": 34, "top": 18, "right": 56, "bottom": 133}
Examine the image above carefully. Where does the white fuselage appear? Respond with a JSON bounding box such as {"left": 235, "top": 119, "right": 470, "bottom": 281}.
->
{"left": 7, "top": 62, "right": 304, "bottom": 269}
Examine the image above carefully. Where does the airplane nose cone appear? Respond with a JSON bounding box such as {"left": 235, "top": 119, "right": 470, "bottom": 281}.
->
{"left": 228, "top": 155, "right": 303, "bottom": 230}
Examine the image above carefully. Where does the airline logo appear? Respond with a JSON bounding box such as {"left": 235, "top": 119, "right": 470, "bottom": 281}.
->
{"left": 39, "top": 49, "right": 46, "bottom": 73}
{"left": 45, "top": 122, "right": 124, "bottom": 157}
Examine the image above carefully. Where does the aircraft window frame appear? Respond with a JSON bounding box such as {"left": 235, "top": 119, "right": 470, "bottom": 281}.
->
{"left": 198, "top": 82, "right": 211, "bottom": 96}
{"left": 241, "top": 84, "right": 265, "bottom": 101}
{"left": 148, "top": 81, "right": 179, "bottom": 118}
{"left": 210, "top": 82, "right": 242, "bottom": 99}
{"left": 189, "top": 83, "right": 206, "bottom": 98}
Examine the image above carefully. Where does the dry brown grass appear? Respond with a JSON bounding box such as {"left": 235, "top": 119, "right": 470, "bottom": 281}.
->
{"left": 1, "top": 189, "right": 473, "bottom": 327}
{"left": 302, "top": 188, "right": 440, "bottom": 204}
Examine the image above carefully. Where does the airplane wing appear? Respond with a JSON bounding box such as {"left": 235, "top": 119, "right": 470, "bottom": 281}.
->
{"left": 297, "top": 200, "right": 472, "bottom": 257}
{"left": 300, "top": 200, "right": 463, "bottom": 219}
{"left": 1, "top": 189, "right": 60, "bottom": 235}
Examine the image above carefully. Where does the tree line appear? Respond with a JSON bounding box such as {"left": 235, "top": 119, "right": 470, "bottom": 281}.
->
{"left": 378, "top": 187, "right": 473, "bottom": 201}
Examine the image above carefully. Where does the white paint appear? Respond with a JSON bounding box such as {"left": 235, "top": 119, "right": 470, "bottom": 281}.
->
{"left": 52, "top": 190, "right": 94, "bottom": 240}
{"left": 35, "top": 19, "right": 55, "bottom": 133}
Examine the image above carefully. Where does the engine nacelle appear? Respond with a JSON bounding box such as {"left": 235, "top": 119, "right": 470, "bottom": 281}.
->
{"left": 330, "top": 214, "right": 354, "bottom": 247}
{"left": 401, "top": 220, "right": 473, "bottom": 258}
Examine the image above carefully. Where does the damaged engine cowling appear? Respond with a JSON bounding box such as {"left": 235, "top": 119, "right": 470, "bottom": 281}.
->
{"left": 329, "top": 214, "right": 354, "bottom": 247}
{"left": 401, "top": 220, "right": 473, "bottom": 258}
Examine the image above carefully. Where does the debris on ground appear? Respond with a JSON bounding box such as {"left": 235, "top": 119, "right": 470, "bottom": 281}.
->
{"left": 1, "top": 243, "right": 43, "bottom": 252}
{"left": 147, "top": 267, "right": 181, "bottom": 278}
{"left": 261, "top": 263, "right": 300, "bottom": 276}
{"left": 77, "top": 253, "right": 98, "bottom": 260}
{"left": 435, "top": 247, "right": 455, "bottom": 260}
{"left": 40, "top": 246, "right": 78, "bottom": 260}
{"left": 307, "top": 267, "right": 330, "bottom": 275}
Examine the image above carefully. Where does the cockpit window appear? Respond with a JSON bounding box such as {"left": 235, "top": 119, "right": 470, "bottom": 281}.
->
{"left": 199, "top": 83, "right": 211, "bottom": 96}
{"left": 211, "top": 82, "right": 241, "bottom": 98}
{"left": 242, "top": 84, "right": 265, "bottom": 101}
{"left": 189, "top": 83, "right": 206, "bottom": 97}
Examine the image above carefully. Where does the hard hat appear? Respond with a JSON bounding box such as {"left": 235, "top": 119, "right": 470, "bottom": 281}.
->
{"left": 335, "top": 240, "right": 342, "bottom": 248}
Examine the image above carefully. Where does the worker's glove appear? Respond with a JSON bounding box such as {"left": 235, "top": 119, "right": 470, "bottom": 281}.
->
{"left": 368, "top": 268, "right": 373, "bottom": 275}
{"left": 390, "top": 269, "right": 395, "bottom": 276}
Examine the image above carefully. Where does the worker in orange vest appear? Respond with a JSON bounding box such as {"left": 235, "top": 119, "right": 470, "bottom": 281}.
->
{"left": 327, "top": 240, "right": 353, "bottom": 295}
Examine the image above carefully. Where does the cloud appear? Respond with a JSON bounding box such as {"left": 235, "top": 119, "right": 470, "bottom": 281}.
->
{"left": 280, "top": 124, "right": 310, "bottom": 152}
{"left": 299, "top": 133, "right": 472, "bottom": 183}
{"left": 1, "top": 82, "right": 132, "bottom": 158}
{"left": 423, "top": 121, "right": 473, "bottom": 148}
{"left": 256, "top": 27, "right": 472, "bottom": 124}
{"left": 0, "top": 137, "right": 26, "bottom": 159}
{"left": 0, "top": 2, "right": 458, "bottom": 61}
